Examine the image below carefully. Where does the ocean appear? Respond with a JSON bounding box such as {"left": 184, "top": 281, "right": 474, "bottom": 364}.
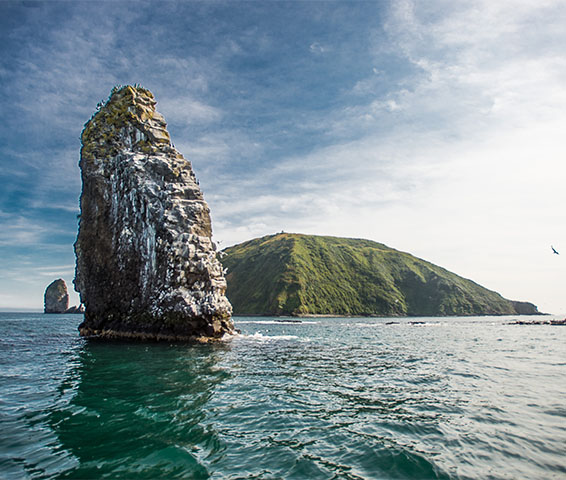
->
{"left": 1, "top": 312, "right": 565, "bottom": 479}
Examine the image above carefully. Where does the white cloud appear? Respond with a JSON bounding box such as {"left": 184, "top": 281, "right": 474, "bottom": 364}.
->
{"left": 0, "top": 216, "right": 47, "bottom": 247}
{"left": 158, "top": 96, "right": 222, "bottom": 126}
{"left": 154, "top": 57, "right": 213, "bottom": 94}
{"left": 36, "top": 264, "right": 76, "bottom": 274}
{"left": 309, "top": 42, "right": 327, "bottom": 54}
{"left": 27, "top": 201, "right": 79, "bottom": 213}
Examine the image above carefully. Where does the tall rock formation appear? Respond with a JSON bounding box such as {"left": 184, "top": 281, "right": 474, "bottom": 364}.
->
{"left": 44, "top": 279, "right": 70, "bottom": 313}
{"left": 74, "top": 85, "right": 233, "bottom": 340}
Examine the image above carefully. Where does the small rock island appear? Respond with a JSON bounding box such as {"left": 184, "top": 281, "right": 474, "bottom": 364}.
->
{"left": 44, "top": 279, "right": 69, "bottom": 313}
{"left": 74, "top": 85, "right": 234, "bottom": 341}
{"left": 44, "top": 279, "right": 84, "bottom": 314}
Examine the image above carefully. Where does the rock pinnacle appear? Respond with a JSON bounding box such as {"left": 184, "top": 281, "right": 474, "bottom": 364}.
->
{"left": 74, "top": 86, "right": 234, "bottom": 341}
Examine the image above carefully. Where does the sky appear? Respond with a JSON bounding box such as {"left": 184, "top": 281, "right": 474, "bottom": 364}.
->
{"left": 1, "top": 0, "right": 565, "bottom": 313}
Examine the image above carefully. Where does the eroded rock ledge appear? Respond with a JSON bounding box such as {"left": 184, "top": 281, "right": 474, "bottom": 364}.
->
{"left": 74, "top": 85, "right": 234, "bottom": 341}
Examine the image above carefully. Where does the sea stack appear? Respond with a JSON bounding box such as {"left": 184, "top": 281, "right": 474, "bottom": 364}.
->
{"left": 44, "top": 279, "right": 70, "bottom": 313}
{"left": 74, "top": 85, "right": 233, "bottom": 341}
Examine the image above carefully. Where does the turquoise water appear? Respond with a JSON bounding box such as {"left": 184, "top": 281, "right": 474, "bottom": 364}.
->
{"left": 1, "top": 313, "right": 565, "bottom": 479}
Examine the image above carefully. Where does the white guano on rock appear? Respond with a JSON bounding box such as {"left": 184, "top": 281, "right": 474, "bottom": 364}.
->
{"left": 74, "top": 85, "right": 234, "bottom": 341}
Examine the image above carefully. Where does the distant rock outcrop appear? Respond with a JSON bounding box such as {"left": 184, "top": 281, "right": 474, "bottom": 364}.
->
{"left": 44, "top": 279, "right": 69, "bottom": 313}
{"left": 510, "top": 301, "right": 541, "bottom": 315}
{"left": 65, "top": 304, "right": 85, "bottom": 314}
{"left": 508, "top": 318, "right": 564, "bottom": 325}
{"left": 74, "top": 85, "right": 233, "bottom": 341}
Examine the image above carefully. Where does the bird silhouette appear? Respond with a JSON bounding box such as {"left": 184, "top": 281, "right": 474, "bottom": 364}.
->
{"left": 551, "top": 246, "right": 559, "bottom": 255}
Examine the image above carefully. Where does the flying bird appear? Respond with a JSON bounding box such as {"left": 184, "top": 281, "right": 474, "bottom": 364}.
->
{"left": 551, "top": 246, "right": 559, "bottom": 255}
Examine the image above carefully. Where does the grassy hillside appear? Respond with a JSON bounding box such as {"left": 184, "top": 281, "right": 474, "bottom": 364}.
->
{"left": 220, "top": 233, "right": 539, "bottom": 316}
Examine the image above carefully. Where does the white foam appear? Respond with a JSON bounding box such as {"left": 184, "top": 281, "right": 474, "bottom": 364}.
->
{"left": 235, "top": 320, "right": 319, "bottom": 325}
{"left": 234, "top": 332, "right": 310, "bottom": 342}
{"left": 352, "top": 322, "right": 379, "bottom": 328}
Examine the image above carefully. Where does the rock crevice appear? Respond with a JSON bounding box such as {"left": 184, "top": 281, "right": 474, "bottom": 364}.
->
{"left": 74, "top": 86, "right": 233, "bottom": 340}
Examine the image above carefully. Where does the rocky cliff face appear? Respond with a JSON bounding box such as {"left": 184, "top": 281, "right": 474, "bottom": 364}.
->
{"left": 44, "top": 279, "right": 70, "bottom": 313}
{"left": 74, "top": 85, "right": 233, "bottom": 340}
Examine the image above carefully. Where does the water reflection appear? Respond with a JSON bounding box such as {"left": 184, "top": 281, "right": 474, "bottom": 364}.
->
{"left": 205, "top": 333, "right": 452, "bottom": 479}
{"left": 50, "top": 340, "right": 231, "bottom": 479}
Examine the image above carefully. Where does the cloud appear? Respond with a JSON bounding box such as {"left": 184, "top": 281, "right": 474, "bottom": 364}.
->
{"left": 158, "top": 96, "right": 222, "bottom": 127}
{"left": 0, "top": 210, "right": 79, "bottom": 248}
{"left": 35, "top": 264, "right": 76, "bottom": 277}
{"left": 153, "top": 57, "right": 214, "bottom": 94}
{"left": 0, "top": 215, "right": 47, "bottom": 247}
{"left": 309, "top": 42, "right": 328, "bottom": 54}
{"left": 382, "top": 0, "right": 566, "bottom": 108}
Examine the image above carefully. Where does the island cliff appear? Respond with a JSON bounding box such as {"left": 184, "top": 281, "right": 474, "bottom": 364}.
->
{"left": 74, "top": 85, "right": 233, "bottom": 340}
{"left": 221, "top": 233, "right": 541, "bottom": 317}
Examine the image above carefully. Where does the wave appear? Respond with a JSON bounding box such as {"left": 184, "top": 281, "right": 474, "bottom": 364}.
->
{"left": 232, "top": 332, "right": 309, "bottom": 342}
{"left": 235, "top": 320, "right": 319, "bottom": 325}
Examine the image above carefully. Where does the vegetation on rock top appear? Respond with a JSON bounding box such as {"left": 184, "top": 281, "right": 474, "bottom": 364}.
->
{"left": 220, "top": 233, "right": 539, "bottom": 317}
{"left": 81, "top": 85, "right": 170, "bottom": 163}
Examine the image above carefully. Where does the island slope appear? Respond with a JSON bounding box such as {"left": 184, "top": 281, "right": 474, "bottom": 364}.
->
{"left": 220, "top": 233, "right": 539, "bottom": 316}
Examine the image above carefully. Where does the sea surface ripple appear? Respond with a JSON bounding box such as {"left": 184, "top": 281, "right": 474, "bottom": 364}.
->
{"left": 1, "top": 313, "right": 565, "bottom": 479}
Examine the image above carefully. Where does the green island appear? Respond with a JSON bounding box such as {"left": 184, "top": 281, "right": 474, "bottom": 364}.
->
{"left": 220, "top": 233, "right": 539, "bottom": 317}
